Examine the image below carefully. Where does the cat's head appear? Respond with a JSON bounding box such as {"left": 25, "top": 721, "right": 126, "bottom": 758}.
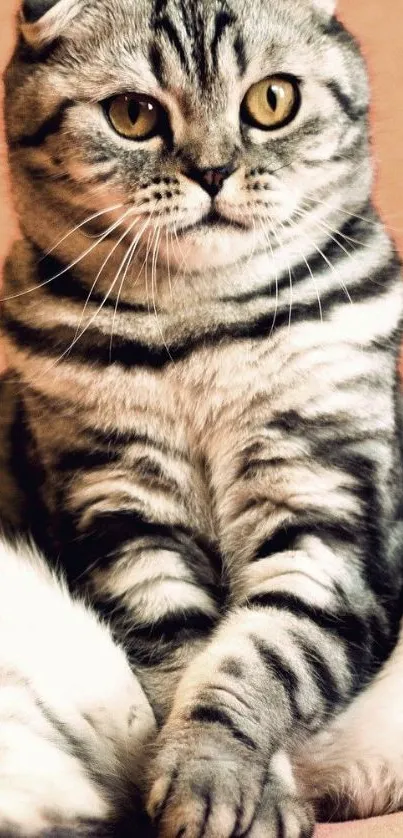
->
{"left": 5, "top": 0, "right": 371, "bottom": 274}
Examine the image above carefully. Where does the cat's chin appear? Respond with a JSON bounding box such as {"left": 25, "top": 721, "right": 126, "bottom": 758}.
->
{"left": 158, "top": 221, "right": 259, "bottom": 271}
{"left": 159, "top": 224, "right": 256, "bottom": 272}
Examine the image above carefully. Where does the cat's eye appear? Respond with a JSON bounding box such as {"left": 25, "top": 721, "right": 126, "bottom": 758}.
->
{"left": 105, "top": 93, "right": 166, "bottom": 141}
{"left": 241, "top": 75, "right": 300, "bottom": 131}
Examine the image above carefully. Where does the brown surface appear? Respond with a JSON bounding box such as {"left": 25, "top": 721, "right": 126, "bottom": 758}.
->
{"left": 0, "top": 4, "right": 402, "bottom": 835}
{"left": 316, "top": 812, "right": 403, "bottom": 837}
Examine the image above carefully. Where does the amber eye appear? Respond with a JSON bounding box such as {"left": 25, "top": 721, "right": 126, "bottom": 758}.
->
{"left": 241, "top": 75, "right": 300, "bottom": 131}
{"left": 106, "top": 94, "right": 166, "bottom": 140}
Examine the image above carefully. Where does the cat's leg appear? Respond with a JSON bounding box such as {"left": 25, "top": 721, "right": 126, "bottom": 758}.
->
{"left": 42, "top": 424, "right": 224, "bottom": 723}
{"left": 0, "top": 535, "right": 156, "bottom": 836}
{"left": 145, "top": 428, "right": 400, "bottom": 837}
{"left": 296, "top": 616, "right": 403, "bottom": 820}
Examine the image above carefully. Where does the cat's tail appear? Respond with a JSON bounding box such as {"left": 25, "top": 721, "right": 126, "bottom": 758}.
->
{"left": 0, "top": 535, "right": 157, "bottom": 836}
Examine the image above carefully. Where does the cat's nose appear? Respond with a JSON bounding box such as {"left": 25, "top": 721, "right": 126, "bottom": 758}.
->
{"left": 186, "top": 162, "right": 237, "bottom": 197}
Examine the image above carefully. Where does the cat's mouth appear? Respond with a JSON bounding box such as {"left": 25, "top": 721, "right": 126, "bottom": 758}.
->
{"left": 178, "top": 209, "right": 247, "bottom": 235}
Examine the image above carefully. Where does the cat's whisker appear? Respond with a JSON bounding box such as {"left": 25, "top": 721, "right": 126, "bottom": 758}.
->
{"left": 166, "top": 227, "right": 173, "bottom": 302}
{"left": 0, "top": 208, "right": 134, "bottom": 304}
{"left": 44, "top": 214, "right": 154, "bottom": 381}
{"left": 108, "top": 220, "right": 150, "bottom": 360}
{"left": 151, "top": 225, "right": 172, "bottom": 361}
{"left": 171, "top": 226, "right": 190, "bottom": 289}
{"left": 257, "top": 216, "right": 279, "bottom": 337}
{"left": 298, "top": 205, "right": 386, "bottom": 296}
{"left": 269, "top": 220, "right": 293, "bottom": 334}
{"left": 302, "top": 191, "right": 403, "bottom": 233}
{"left": 39, "top": 217, "right": 141, "bottom": 377}
{"left": 277, "top": 217, "right": 323, "bottom": 325}
{"left": 292, "top": 208, "right": 353, "bottom": 306}
{"left": 128, "top": 203, "right": 161, "bottom": 304}
{"left": 144, "top": 226, "right": 157, "bottom": 315}
{"left": 299, "top": 200, "right": 376, "bottom": 252}
{"left": 72, "top": 215, "right": 143, "bottom": 339}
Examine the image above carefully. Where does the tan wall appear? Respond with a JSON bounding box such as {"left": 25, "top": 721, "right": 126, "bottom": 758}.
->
{"left": 0, "top": 0, "right": 402, "bottom": 311}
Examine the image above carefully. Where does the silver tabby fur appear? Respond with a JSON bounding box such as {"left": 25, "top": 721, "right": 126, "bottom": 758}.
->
{"left": 1, "top": 0, "right": 403, "bottom": 835}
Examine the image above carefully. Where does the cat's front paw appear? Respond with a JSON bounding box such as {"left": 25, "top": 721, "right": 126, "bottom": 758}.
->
{"left": 147, "top": 725, "right": 314, "bottom": 838}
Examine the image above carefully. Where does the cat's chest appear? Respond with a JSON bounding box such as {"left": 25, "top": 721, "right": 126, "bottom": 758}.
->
{"left": 78, "top": 321, "right": 337, "bottom": 447}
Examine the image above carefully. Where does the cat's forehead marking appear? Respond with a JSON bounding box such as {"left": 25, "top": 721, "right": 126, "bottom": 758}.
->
{"left": 148, "top": 0, "right": 247, "bottom": 90}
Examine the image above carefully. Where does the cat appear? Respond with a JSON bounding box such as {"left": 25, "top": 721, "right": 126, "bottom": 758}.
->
{"left": 0, "top": 0, "right": 403, "bottom": 835}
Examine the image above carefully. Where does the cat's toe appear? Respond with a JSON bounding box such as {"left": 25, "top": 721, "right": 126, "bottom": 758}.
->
{"left": 147, "top": 730, "right": 261, "bottom": 838}
{"left": 148, "top": 725, "right": 314, "bottom": 838}
{"left": 246, "top": 791, "right": 315, "bottom": 838}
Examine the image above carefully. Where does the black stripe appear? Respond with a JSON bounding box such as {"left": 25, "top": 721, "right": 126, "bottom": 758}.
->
{"left": 154, "top": 0, "right": 168, "bottom": 15}
{"left": 199, "top": 793, "right": 212, "bottom": 838}
{"left": 190, "top": 705, "right": 257, "bottom": 751}
{"left": 276, "top": 811, "right": 286, "bottom": 838}
{"left": 62, "top": 507, "right": 224, "bottom": 599}
{"left": 128, "top": 610, "right": 216, "bottom": 642}
{"left": 177, "top": 0, "right": 208, "bottom": 87}
{"left": 238, "top": 454, "right": 295, "bottom": 480}
{"left": 34, "top": 695, "right": 96, "bottom": 779}
{"left": 6, "top": 385, "right": 51, "bottom": 554}
{"left": 220, "top": 657, "right": 244, "bottom": 678}
{"left": 154, "top": 16, "right": 191, "bottom": 76}
{"left": 4, "top": 261, "right": 398, "bottom": 370}
{"left": 95, "top": 598, "right": 217, "bottom": 667}
{"left": 254, "top": 518, "right": 359, "bottom": 561}
{"left": 82, "top": 167, "right": 119, "bottom": 185}
{"left": 211, "top": 10, "right": 236, "bottom": 69}
{"left": 326, "top": 81, "right": 366, "bottom": 123}
{"left": 35, "top": 252, "right": 150, "bottom": 313}
{"left": 130, "top": 454, "right": 182, "bottom": 494}
{"left": 149, "top": 43, "right": 165, "bottom": 86}
{"left": 310, "top": 449, "right": 397, "bottom": 605}
{"left": 233, "top": 32, "right": 247, "bottom": 76}
{"left": 74, "top": 509, "right": 197, "bottom": 560}
{"left": 295, "top": 636, "right": 341, "bottom": 717}
{"left": 247, "top": 591, "right": 377, "bottom": 683}
{"left": 248, "top": 591, "right": 365, "bottom": 642}
{"left": 85, "top": 426, "right": 187, "bottom": 461}
{"left": 56, "top": 447, "right": 120, "bottom": 473}
{"left": 13, "top": 99, "right": 73, "bottom": 149}
{"left": 22, "top": 0, "right": 59, "bottom": 22}
{"left": 219, "top": 211, "right": 374, "bottom": 305}
{"left": 17, "top": 34, "right": 63, "bottom": 65}
{"left": 320, "top": 15, "right": 353, "bottom": 44}
{"left": 232, "top": 800, "right": 245, "bottom": 838}
{"left": 250, "top": 635, "right": 303, "bottom": 722}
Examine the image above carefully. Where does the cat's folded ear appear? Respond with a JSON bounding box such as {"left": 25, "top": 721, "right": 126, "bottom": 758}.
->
{"left": 20, "top": 0, "right": 81, "bottom": 46}
{"left": 311, "top": 0, "right": 336, "bottom": 14}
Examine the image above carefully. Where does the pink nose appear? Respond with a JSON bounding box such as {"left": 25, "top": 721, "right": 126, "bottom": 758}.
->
{"left": 186, "top": 163, "right": 237, "bottom": 197}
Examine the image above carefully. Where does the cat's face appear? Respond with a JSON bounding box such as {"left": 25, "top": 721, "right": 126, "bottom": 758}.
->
{"left": 8, "top": 0, "right": 370, "bottom": 273}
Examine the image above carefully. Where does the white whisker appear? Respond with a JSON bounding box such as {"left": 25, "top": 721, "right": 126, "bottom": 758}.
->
{"left": 292, "top": 208, "right": 353, "bottom": 306}
{"left": 0, "top": 208, "right": 132, "bottom": 304}
{"left": 73, "top": 215, "right": 142, "bottom": 338}
{"left": 109, "top": 219, "right": 150, "bottom": 360}
{"left": 43, "top": 204, "right": 124, "bottom": 255}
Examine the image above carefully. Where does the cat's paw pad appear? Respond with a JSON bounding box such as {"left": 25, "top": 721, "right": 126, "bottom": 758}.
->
{"left": 148, "top": 728, "right": 314, "bottom": 838}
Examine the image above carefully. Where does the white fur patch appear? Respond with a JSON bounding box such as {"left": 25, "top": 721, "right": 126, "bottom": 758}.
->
{"left": 0, "top": 536, "right": 156, "bottom": 832}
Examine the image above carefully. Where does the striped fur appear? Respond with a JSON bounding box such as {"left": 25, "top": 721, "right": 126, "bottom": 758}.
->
{"left": 1, "top": 0, "right": 403, "bottom": 835}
